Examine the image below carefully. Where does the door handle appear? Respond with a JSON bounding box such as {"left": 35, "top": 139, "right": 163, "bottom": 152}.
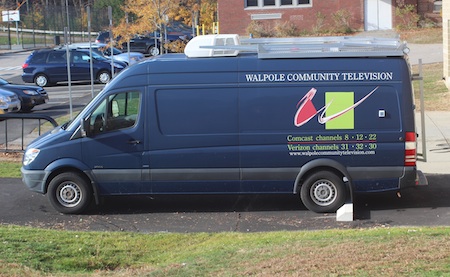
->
{"left": 127, "top": 139, "right": 141, "bottom": 145}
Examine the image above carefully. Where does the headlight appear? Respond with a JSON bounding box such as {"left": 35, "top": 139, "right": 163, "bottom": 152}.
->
{"left": 0, "top": 95, "right": 8, "bottom": 109}
{"left": 23, "top": 148, "right": 40, "bottom": 166}
{"left": 23, "top": 89, "right": 39, "bottom": 95}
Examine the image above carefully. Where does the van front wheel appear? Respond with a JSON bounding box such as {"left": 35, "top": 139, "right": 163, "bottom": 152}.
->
{"left": 48, "top": 172, "right": 92, "bottom": 214}
{"left": 300, "top": 171, "right": 346, "bottom": 213}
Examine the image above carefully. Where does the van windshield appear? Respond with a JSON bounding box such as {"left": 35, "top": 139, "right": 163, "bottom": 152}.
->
{"left": 91, "top": 51, "right": 108, "bottom": 61}
{"left": 66, "top": 94, "right": 100, "bottom": 131}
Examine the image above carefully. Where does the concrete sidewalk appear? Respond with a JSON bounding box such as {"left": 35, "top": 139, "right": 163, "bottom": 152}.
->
{"left": 416, "top": 111, "right": 450, "bottom": 174}
{"left": 408, "top": 43, "right": 443, "bottom": 65}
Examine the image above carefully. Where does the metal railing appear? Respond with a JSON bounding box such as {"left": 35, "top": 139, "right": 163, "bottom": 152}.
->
{"left": 0, "top": 113, "right": 58, "bottom": 152}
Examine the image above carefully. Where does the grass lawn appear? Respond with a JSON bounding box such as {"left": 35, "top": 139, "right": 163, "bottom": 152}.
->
{"left": 0, "top": 225, "right": 450, "bottom": 276}
{"left": 398, "top": 27, "right": 443, "bottom": 44}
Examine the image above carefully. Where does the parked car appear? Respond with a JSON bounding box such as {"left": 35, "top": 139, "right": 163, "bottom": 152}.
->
{"left": 95, "top": 22, "right": 193, "bottom": 56}
{"left": 96, "top": 32, "right": 161, "bottom": 56}
{"left": 95, "top": 31, "right": 116, "bottom": 44}
{"left": 127, "top": 33, "right": 161, "bottom": 56}
{"left": 65, "top": 43, "right": 145, "bottom": 66}
{"left": 166, "top": 21, "right": 194, "bottom": 39}
{"left": 0, "top": 77, "right": 49, "bottom": 112}
{"left": 21, "top": 34, "right": 424, "bottom": 214}
{"left": 22, "top": 48, "right": 126, "bottom": 87}
{"left": 0, "top": 88, "right": 21, "bottom": 113}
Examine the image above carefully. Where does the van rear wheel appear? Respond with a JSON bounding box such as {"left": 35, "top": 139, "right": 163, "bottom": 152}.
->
{"left": 48, "top": 172, "right": 92, "bottom": 214}
{"left": 35, "top": 74, "right": 49, "bottom": 87}
{"left": 97, "top": 70, "right": 111, "bottom": 84}
{"left": 300, "top": 171, "right": 346, "bottom": 213}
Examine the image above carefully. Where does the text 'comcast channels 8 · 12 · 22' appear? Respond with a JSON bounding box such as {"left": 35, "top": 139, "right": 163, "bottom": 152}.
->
{"left": 21, "top": 34, "right": 427, "bottom": 215}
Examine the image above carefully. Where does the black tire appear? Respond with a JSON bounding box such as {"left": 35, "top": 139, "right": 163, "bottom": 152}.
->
{"left": 147, "top": 45, "right": 160, "bottom": 56}
{"left": 97, "top": 70, "right": 111, "bottom": 84}
{"left": 300, "top": 171, "right": 346, "bottom": 213}
{"left": 34, "top": 74, "right": 49, "bottom": 87}
{"left": 20, "top": 105, "right": 34, "bottom": 113}
{"left": 48, "top": 172, "right": 92, "bottom": 214}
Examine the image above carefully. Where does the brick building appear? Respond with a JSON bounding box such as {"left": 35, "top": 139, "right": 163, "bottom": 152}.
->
{"left": 217, "top": 0, "right": 441, "bottom": 35}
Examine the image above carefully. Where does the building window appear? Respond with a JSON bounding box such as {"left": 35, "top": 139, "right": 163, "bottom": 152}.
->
{"left": 245, "top": 0, "right": 311, "bottom": 8}
{"left": 264, "top": 0, "right": 275, "bottom": 6}
{"left": 434, "top": 1, "right": 442, "bottom": 13}
{"left": 281, "top": 0, "right": 293, "bottom": 5}
{"left": 247, "top": 0, "right": 258, "bottom": 7}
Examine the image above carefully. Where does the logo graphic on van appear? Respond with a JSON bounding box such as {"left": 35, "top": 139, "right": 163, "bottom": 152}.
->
{"left": 294, "top": 86, "right": 379, "bottom": 129}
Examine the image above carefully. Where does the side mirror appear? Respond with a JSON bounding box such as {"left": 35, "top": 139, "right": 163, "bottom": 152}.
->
{"left": 80, "top": 117, "right": 91, "bottom": 138}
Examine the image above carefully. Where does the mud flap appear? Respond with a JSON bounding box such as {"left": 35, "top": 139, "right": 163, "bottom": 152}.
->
{"left": 416, "top": 170, "right": 428, "bottom": 186}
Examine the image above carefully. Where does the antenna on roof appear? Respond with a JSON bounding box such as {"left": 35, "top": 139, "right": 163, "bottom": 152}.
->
{"left": 184, "top": 34, "right": 409, "bottom": 59}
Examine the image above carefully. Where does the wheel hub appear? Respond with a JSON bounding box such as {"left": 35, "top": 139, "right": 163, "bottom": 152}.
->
{"left": 58, "top": 183, "right": 81, "bottom": 207}
{"left": 311, "top": 180, "right": 336, "bottom": 206}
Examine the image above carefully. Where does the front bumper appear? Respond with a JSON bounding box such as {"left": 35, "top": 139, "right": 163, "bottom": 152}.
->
{"left": 21, "top": 167, "right": 49, "bottom": 194}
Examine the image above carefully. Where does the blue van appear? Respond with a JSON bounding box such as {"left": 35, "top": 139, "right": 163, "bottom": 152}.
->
{"left": 21, "top": 35, "right": 426, "bottom": 214}
{"left": 22, "top": 48, "right": 126, "bottom": 87}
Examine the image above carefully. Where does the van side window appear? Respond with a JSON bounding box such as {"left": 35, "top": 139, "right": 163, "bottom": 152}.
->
{"left": 30, "top": 52, "right": 47, "bottom": 63}
{"left": 72, "top": 52, "right": 89, "bottom": 64}
{"left": 90, "top": 91, "right": 141, "bottom": 135}
{"left": 47, "top": 52, "right": 66, "bottom": 63}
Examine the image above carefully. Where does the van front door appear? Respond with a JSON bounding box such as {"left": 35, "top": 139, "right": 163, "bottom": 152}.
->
{"left": 82, "top": 90, "right": 144, "bottom": 195}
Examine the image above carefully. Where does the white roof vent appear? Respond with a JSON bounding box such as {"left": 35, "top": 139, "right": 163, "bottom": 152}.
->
{"left": 184, "top": 34, "right": 240, "bottom": 58}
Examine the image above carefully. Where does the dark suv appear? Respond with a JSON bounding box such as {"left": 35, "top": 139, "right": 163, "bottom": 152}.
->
{"left": 22, "top": 48, "right": 126, "bottom": 87}
{"left": 96, "top": 22, "right": 193, "bottom": 56}
{"left": 96, "top": 31, "right": 161, "bottom": 56}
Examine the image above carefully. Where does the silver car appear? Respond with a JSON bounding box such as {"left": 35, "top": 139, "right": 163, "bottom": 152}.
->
{"left": 0, "top": 88, "right": 21, "bottom": 113}
{"left": 68, "top": 43, "right": 145, "bottom": 66}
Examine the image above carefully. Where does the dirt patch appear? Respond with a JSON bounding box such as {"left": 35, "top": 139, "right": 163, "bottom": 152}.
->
{"left": 0, "top": 152, "right": 23, "bottom": 162}
{"left": 398, "top": 27, "right": 442, "bottom": 44}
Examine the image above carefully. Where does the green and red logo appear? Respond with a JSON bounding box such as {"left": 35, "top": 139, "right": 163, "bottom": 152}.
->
{"left": 294, "top": 87, "right": 378, "bottom": 129}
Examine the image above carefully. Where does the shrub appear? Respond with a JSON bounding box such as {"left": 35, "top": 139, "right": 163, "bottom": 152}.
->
{"left": 331, "top": 9, "right": 353, "bottom": 34}
{"left": 312, "top": 12, "right": 327, "bottom": 35}
{"left": 273, "top": 21, "right": 299, "bottom": 37}
{"left": 396, "top": 4, "right": 420, "bottom": 30}
{"left": 246, "top": 20, "right": 274, "bottom": 38}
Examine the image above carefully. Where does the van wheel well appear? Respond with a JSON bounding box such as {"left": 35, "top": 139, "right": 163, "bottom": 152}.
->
{"left": 298, "top": 167, "right": 346, "bottom": 192}
{"left": 45, "top": 167, "right": 91, "bottom": 194}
